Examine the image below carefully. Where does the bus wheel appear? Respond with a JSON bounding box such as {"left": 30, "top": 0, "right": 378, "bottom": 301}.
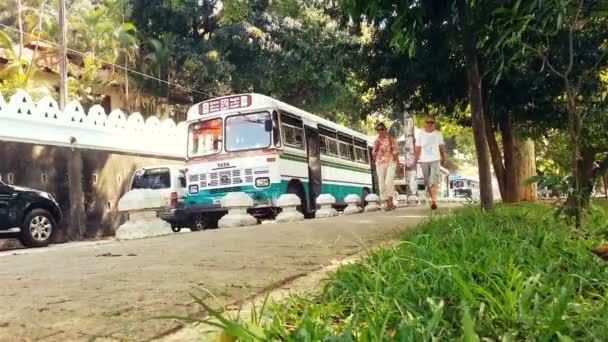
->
{"left": 361, "top": 187, "right": 370, "bottom": 207}
{"left": 287, "top": 180, "right": 308, "bottom": 215}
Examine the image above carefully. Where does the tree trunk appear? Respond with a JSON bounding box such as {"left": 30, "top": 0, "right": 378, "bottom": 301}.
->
{"left": 577, "top": 147, "right": 596, "bottom": 186}
{"left": 577, "top": 147, "right": 596, "bottom": 207}
{"left": 513, "top": 138, "right": 536, "bottom": 202}
{"left": 457, "top": 0, "right": 494, "bottom": 209}
{"left": 501, "top": 117, "right": 519, "bottom": 203}
{"left": 67, "top": 149, "right": 85, "bottom": 240}
{"left": 484, "top": 114, "right": 506, "bottom": 201}
{"left": 604, "top": 171, "right": 608, "bottom": 198}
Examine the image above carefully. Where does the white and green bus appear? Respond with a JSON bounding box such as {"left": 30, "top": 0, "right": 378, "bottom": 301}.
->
{"left": 181, "top": 93, "right": 374, "bottom": 223}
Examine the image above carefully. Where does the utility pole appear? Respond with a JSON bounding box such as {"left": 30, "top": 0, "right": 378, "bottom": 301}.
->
{"left": 58, "top": 0, "right": 68, "bottom": 109}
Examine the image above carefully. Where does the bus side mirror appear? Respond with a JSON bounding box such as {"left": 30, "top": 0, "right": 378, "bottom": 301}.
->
{"left": 264, "top": 119, "right": 273, "bottom": 132}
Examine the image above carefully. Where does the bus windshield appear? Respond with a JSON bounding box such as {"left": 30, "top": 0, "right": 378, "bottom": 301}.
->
{"left": 188, "top": 118, "right": 223, "bottom": 158}
{"left": 225, "top": 112, "right": 271, "bottom": 151}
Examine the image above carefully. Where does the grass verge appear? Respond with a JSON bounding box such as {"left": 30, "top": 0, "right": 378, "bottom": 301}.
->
{"left": 186, "top": 203, "right": 608, "bottom": 341}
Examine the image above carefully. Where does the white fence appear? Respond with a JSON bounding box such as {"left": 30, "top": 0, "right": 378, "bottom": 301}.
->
{"left": 0, "top": 90, "right": 187, "bottom": 158}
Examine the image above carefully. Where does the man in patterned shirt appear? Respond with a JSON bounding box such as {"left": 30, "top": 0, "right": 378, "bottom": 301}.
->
{"left": 372, "top": 122, "right": 399, "bottom": 210}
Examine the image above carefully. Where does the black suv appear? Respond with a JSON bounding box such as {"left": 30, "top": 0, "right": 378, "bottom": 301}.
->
{"left": 0, "top": 181, "right": 62, "bottom": 248}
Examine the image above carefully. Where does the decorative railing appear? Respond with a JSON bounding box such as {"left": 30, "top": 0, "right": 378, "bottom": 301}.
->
{"left": 0, "top": 90, "right": 187, "bottom": 158}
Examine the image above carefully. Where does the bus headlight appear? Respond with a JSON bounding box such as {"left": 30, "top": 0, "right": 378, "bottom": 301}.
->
{"left": 189, "top": 184, "right": 199, "bottom": 194}
{"left": 255, "top": 177, "right": 270, "bottom": 188}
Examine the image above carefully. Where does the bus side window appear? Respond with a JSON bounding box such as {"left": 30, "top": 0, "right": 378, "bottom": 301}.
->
{"left": 353, "top": 138, "right": 369, "bottom": 164}
{"left": 338, "top": 133, "right": 354, "bottom": 161}
{"left": 273, "top": 111, "right": 281, "bottom": 147}
{"left": 319, "top": 125, "right": 338, "bottom": 157}
{"left": 281, "top": 112, "right": 304, "bottom": 149}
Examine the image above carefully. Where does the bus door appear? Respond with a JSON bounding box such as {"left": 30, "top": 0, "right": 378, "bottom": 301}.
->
{"left": 305, "top": 126, "right": 322, "bottom": 211}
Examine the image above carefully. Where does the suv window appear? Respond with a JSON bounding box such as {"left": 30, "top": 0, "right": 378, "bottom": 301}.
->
{"left": 131, "top": 168, "right": 171, "bottom": 190}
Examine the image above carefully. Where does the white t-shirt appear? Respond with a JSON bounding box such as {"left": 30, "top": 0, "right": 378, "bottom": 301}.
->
{"left": 415, "top": 130, "right": 444, "bottom": 162}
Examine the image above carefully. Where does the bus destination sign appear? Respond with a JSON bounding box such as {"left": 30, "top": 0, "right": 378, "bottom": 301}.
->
{"left": 199, "top": 95, "right": 252, "bottom": 115}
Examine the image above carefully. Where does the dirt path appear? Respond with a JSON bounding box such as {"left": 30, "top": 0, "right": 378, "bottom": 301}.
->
{"left": 0, "top": 205, "right": 459, "bottom": 341}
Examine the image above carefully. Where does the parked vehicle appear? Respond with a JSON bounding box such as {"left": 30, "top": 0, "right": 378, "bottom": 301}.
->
{"left": 450, "top": 176, "right": 479, "bottom": 199}
{"left": 128, "top": 165, "right": 191, "bottom": 232}
{"left": 0, "top": 180, "right": 62, "bottom": 247}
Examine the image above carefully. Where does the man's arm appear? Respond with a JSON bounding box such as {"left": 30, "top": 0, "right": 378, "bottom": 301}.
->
{"left": 415, "top": 146, "right": 421, "bottom": 163}
{"left": 439, "top": 144, "right": 447, "bottom": 164}
{"left": 438, "top": 132, "right": 446, "bottom": 164}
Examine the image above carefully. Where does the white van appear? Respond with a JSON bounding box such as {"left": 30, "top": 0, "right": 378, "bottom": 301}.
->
{"left": 129, "top": 165, "right": 189, "bottom": 230}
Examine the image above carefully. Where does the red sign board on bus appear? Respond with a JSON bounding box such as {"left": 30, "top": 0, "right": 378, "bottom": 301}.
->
{"left": 199, "top": 95, "right": 252, "bottom": 115}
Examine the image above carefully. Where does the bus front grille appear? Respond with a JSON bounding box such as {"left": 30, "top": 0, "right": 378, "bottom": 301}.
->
{"left": 194, "top": 168, "right": 260, "bottom": 189}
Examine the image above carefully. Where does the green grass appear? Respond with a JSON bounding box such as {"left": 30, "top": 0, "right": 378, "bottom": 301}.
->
{"left": 189, "top": 203, "right": 608, "bottom": 341}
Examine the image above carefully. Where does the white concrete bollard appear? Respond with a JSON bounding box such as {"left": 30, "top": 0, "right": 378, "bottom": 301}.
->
{"left": 343, "top": 194, "right": 362, "bottom": 215}
{"left": 364, "top": 193, "right": 380, "bottom": 212}
{"left": 275, "top": 194, "right": 304, "bottom": 222}
{"left": 218, "top": 192, "right": 257, "bottom": 228}
{"left": 315, "top": 194, "right": 338, "bottom": 218}
{"left": 407, "top": 195, "right": 419, "bottom": 206}
{"left": 115, "top": 189, "right": 172, "bottom": 240}
{"left": 396, "top": 194, "right": 408, "bottom": 208}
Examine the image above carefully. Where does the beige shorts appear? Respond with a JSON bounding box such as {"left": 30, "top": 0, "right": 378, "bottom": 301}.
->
{"left": 420, "top": 161, "right": 441, "bottom": 187}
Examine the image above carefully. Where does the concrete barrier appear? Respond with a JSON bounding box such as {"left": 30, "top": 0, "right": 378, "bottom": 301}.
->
{"left": 343, "top": 194, "right": 362, "bottom": 215}
{"left": 218, "top": 192, "right": 257, "bottom": 228}
{"left": 396, "top": 194, "right": 408, "bottom": 208}
{"left": 364, "top": 193, "right": 380, "bottom": 212}
{"left": 315, "top": 194, "right": 338, "bottom": 218}
{"left": 407, "top": 195, "right": 419, "bottom": 206}
{"left": 115, "top": 189, "right": 172, "bottom": 240}
{"left": 275, "top": 194, "right": 304, "bottom": 222}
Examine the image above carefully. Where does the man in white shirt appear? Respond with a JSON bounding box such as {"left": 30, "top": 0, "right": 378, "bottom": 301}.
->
{"left": 415, "top": 116, "right": 447, "bottom": 210}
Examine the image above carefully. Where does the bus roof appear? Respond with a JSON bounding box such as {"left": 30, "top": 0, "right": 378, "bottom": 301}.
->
{"left": 187, "top": 93, "right": 373, "bottom": 142}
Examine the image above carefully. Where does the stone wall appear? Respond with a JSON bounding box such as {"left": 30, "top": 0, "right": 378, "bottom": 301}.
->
{"left": 0, "top": 90, "right": 188, "bottom": 246}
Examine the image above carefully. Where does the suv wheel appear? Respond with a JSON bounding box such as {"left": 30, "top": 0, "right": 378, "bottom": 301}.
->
{"left": 19, "top": 209, "right": 56, "bottom": 248}
{"left": 189, "top": 214, "right": 204, "bottom": 231}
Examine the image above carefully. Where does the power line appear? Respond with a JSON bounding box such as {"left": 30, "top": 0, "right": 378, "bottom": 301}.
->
{"left": 0, "top": 22, "right": 213, "bottom": 99}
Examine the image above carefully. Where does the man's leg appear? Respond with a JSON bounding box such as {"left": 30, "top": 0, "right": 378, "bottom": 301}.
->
{"left": 429, "top": 161, "right": 441, "bottom": 209}
{"left": 420, "top": 162, "right": 431, "bottom": 202}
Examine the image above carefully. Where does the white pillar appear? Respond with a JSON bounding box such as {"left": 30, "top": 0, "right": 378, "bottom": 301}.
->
{"left": 364, "top": 193, "right": 380, "bottom": 212}
{"left": 218, "top": 192, "right": 257, "bottom": 228}
{"left": 343, "top": 194, "right": 362, "bottom": 215}
{"left": 396, "top": 194, "right": 408, "bottom": 208}
{"left": 315, "top": 194, "right": 337, "bottom": 218}
{"left": 275, "top": 194, "right": 304, "bottom": 222}
{"left": 115, "top": 190, "right": 173, "bottom": 240}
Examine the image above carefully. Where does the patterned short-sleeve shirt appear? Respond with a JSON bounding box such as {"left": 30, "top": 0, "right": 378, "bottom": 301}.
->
{"left": 373, "top": 136, "right": 397, "bottom": 164}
